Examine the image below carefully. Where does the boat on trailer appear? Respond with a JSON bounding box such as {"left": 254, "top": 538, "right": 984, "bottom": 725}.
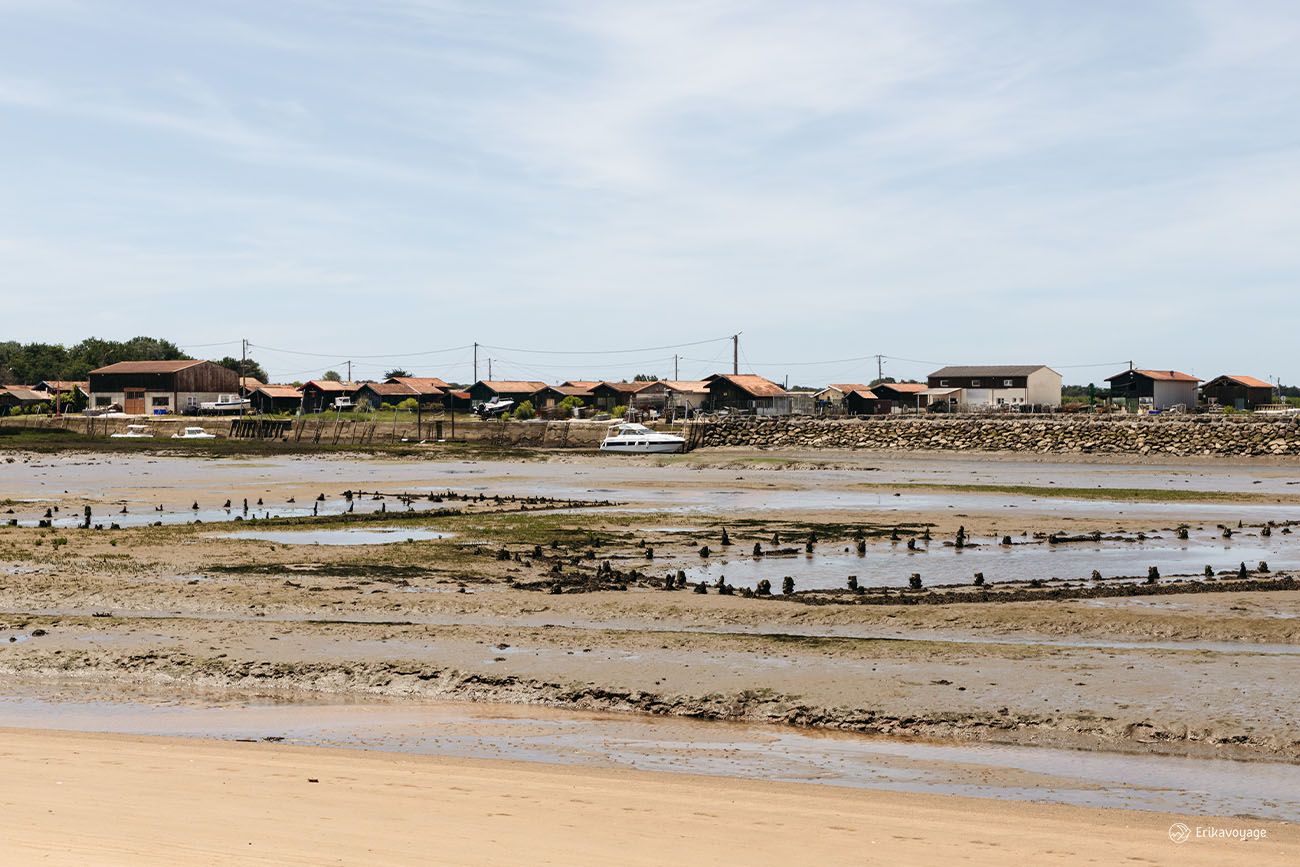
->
{"left": 599, "top": 422, "right": 685, "bottom": 454}
{"left": 198, "top": 394, "right": 250, "bottom": 414}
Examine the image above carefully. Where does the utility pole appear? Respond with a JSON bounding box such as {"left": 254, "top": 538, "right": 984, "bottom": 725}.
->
{"left": 346, "top": 360, "right": 352, "bottom": 382}
{"left": 674, "top": 354, "right": 678, "bottom": 381}
{"left": 876, "top": 354, "right": 883, "bottom": 384}
{"left": 488, "top": 358, "right": 493, "bottom": 380}
{"left": 473, "top": 343, "right": 478, "bottom": 383}
{"left": 241, "top": 338, "right": 247, "bottom": 396}
{"left": 732, "top": 334, "right": 739, "bottom": 376}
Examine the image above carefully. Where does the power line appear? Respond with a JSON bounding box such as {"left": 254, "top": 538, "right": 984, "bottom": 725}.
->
{"left": 250, "top": 342, "right": 474, "bottom": 359}
{"left": 477, "top": 336, "right": 731, "bottom": 356}
{"left": 742, "top": 353, "right": 883, "bottom": 367}
{"left": 1051, "top": 360, "right": 1132, "bottom": 369}
{"left": 179, "top": 340, "right": 242, "bottom": 350}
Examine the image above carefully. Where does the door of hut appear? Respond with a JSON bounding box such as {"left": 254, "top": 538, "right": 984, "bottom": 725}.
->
{"left": 124, "top": 389, "right": 145, "bottom": 414}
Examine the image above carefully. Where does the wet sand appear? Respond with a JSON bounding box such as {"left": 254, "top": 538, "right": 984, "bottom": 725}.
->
{"left": 3, "top": 683, "right": 1297, "bottom": 820}
{"left": 3, "top": 726, "right": 1294, "bottom": 866}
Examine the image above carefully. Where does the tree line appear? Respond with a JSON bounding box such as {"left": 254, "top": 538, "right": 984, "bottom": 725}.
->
{"left": 0, "top": 337, "right": 268, "bottom": 386}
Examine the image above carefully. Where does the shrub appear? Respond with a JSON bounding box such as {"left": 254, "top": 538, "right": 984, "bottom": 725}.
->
{"left": 557, "top": 395, "right": 584, "bottom": 412}
{"left": 380, "top": 402, "right": 395, "bottom": 411}
{"left": 397, "top": 398, "right": 419, "bottom": 412}
{"left": 611, "top": 404, "right": 628, "bottom": 418}
{"left": 513, "top": 400, "right": 536, "bottom": 420}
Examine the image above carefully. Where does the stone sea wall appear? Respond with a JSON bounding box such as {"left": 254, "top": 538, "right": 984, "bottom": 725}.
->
{"left": 692, "top": 416, "right": 1300, "bottom": 457}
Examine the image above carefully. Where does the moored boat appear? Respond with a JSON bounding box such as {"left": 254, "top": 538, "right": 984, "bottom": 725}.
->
{"left": 599, "top": 422, "right": 685, "bottom": 454}
{"left": 172, "top": 426, "right": 216, "bottom": 439}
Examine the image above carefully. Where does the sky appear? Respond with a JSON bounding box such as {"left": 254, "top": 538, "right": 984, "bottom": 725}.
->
{"left": 2, "top": 0, "right": 1298, "bottom": 386}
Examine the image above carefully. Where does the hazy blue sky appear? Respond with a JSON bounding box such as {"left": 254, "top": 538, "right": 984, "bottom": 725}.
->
{"left": 2, "top": 1, "right": 1298, "bottom": 385}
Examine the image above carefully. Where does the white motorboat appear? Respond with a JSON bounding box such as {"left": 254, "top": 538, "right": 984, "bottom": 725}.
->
{"left": 172, "top": 426, "right": 216, "bottom": 439}
{"left": 476, "top": 397, "right": 514, "bottom": 418}
{"left": 110, "top": 424, "right": 154, "bottom": 438}
{"left": 199, "top": 395, "right": 250, "bottom": 413}
{"left": 599, "top": 422, "right": 685, "bottom": 454}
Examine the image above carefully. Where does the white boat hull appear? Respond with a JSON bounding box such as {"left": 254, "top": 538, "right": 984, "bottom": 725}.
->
{"left": 600, "top": 439, "right": 684, "bottom": 454}
{"left": 199, "top": 400, "right": 250, "bottom": 413}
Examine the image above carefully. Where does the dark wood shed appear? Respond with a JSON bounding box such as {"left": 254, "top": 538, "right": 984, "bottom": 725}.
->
{"left": 1200, "top": 375, "right": 1274, "bottom": 410}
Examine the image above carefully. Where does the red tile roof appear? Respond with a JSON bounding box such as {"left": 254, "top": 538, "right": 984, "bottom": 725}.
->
{"left": 357, "top": 382, "right": 421, "bottom": 397}
{"left": 37, "top": 380, "right": 90, "bottom": 392}
{"left": 253, "top": 385, "right": 303, "bottom": 399}
{"left": 874, "top": 382, "right": 928, "bottom": 394}
{"left": 302, "top": 380, "right": 359, "bottom": 392}
{"left": 388, "top": 376, "right": 451, "bottom": 392}
{"left": 594, "top": 381, "right": 655, "bottom": 394}
{"left": 478, "top": 381, "right": 548, "bottom": 392}
{"left": 704, "top": 374, "right": 787, "bottom": 397}
{"left": 1215, "top": 375, "right": 1273, "bottom": 389}
{"left": 1108, "top": 369, "right": 1200, "bottom": 383}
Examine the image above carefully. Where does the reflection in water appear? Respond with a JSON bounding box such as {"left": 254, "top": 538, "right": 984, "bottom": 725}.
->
{"left": 683, "top": 537, "right": 1299, "bottom": 589}
{"left": 0, "top": 687, "right": 1295, "bottom": 821}
{"left": 215, "top": 527, "right": 455, "bottom": 546}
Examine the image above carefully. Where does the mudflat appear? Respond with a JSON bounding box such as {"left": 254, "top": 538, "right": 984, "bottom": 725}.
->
{"left": 1, "top": 444, "right": 1298, "bottom": 861}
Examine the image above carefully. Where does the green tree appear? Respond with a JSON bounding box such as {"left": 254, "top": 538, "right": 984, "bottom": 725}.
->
{"left": 384, "top": 368, "right": 411, "bottom": 379}
{"left": 633, "top": 374, "right": 659, "bottom": 382}
{"left": 557, "top": 395, "right": 584, "bottom": 412}
{"left": 513, "top": 400, "right": 537, "bottom": 420}
{"left": 216, "top": 356, "right": 269, "bottom": 383}
{"left": 0, "top": 336, "right": 190, "bottom": 384}
{"left": 323, "top": 370, "right": 341, "bottom": 382}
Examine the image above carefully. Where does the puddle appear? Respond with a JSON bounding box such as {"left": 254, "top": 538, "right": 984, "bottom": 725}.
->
{"left": 682, "top": 537, "right": 1300, "bottom": 590}
{"left": 214, "top": 527, "right": 455, "bottom": 546}
{"left": 0, "top": 684, "right": 1294, "bottom": 820}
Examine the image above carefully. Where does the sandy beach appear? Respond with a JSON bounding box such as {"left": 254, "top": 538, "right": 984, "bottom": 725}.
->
{"left": 2, "top": 726, "right": 1294, "bottom": 866}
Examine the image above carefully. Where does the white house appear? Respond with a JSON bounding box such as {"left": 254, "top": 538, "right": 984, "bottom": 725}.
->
{"left": 925, "top": 365, "right": 1062, "bottom": 409}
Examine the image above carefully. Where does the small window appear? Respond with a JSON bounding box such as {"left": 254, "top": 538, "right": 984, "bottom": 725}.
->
{"left": 972, "top": 379, "right": 981, "bottom": 387}
{"left": 1004, "top": 379, "right": 1013, "bottom": 387}
{"left": 939, "top": 380, "right": 948, "bottom": 387}
{"left": 152, "top": 396, "right": 169, "bottom": 407}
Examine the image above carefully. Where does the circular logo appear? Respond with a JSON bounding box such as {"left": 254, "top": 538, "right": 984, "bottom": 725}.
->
{"left": 1169, "top": 822, "right": 1192, "bottom": 843}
